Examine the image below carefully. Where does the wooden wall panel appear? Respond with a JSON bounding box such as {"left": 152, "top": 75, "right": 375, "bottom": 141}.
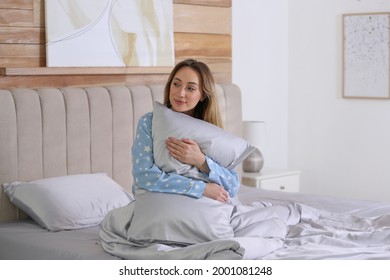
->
{"left": 0, "top": 44, "right": 44, "bottom": 67}
{"left": 0, "top": 74, "right": 173, "bottom": 89}
{"left": 0, "top": 0, "right": 33, "bottom": 9}
{"left": 0, "top": 74, "right": 126, "bottom": 88}
{"left": 175, "top": 33, "right": 231, "bottom": 58}
{"left": 0, "top": 27, "right": 43, "bottom": 43}
{"left": 174, "top": 0, "right": 231, "bottom": 8}
{"left": 0, "top": 0, "right": 232, "bottom": 88}
{"left": 0, "top": 57, "right": 44, "bottom": 68}
{"left": 174, "top": 4, "right": 231, "bottom": 34}
{"left": 0, "top": 9, "right": 34, "bottom": 27}
{"left": 33, "top": 0, "right": 44, "bottom": 27}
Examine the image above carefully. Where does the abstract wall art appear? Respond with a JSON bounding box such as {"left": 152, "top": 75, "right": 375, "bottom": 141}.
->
{"left": 45, "top": 0, "right": 174, "bottom": 67}
{"left": 342, "top": 12, "right": 390, "bottom": 99}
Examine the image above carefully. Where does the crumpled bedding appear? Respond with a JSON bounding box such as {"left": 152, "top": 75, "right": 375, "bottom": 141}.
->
{"left": 100, "top": 188, "right": 390, "bottom": 260}
{"left": 263, "top": 205, "right": 390, "bottom": 259}
{"left": 239, "top": 187, "right": 390, "bottom": 259}
{"left": 99, "top": 195, "right": 318, "bottom": 260}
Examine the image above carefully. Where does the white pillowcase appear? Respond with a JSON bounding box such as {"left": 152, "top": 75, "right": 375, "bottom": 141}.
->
{"left": 152, "top": 102, "right": 255, "bottom": 179}
{"left": 127, "top": 190, "right": 234, "bottom": 245}
{"left": 2, "top": 173, "right": 134, "bottom": 231}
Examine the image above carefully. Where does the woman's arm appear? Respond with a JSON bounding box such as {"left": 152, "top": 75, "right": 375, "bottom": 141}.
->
{"left": 205, "top": 156, "right": 240, "bottom": 198}
{"left": 132, "top": 113, "right": 206, "bottom": 198}
{"left": 166, "top": 137, "right": 240, "bottom": 198}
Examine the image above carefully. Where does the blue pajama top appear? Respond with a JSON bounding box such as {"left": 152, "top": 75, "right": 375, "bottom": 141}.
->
{"left": 132, "top": 112, "right": 240, "bottom": 198}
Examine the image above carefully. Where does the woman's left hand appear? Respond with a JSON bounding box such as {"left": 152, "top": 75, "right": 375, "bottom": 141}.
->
{"left": 166, "top": 137, "right": 208, "bottom": 172}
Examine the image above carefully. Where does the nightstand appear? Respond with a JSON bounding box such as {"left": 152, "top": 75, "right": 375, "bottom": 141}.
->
{"left": 242, "top": 168, "right": 300, "bottom": 192}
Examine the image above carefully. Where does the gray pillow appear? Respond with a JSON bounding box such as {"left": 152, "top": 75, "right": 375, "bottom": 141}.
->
{"left": 152, "top": 102, "right": 255, "bottom": 178}
{"left": 2, "top": 173, "right": 134, "bottom": 231}
{"left": 127, "top": 190, "right": 234, "bottom": 245}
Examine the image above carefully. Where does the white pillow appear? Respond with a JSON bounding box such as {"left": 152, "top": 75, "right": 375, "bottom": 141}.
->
{"left": 127, "top": 190, "right": 234, "bottom": 245}
{"left": 2, "top": 173, "right": 134, "bottom": 231}
{"left": 152, "top": 102, "right": 255, "bottom": 178}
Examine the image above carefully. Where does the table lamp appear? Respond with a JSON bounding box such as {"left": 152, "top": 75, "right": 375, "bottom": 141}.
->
{"left": 242, "top": 121, "right": 266, "bottom": 172}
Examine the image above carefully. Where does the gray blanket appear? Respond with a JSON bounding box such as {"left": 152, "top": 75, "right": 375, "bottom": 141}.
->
{"left": 99, "top": 202, "right": 245, "bottom": 260}
{"left": 99, "top": 194, "right": 306, "bottom": 260}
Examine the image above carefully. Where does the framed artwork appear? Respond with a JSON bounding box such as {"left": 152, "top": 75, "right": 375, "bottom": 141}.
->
{"left": 342, "top": 12, "right": 390, "bottom": 99}
{"left": 45, "top": 0, "right": 174, "bottom": 67}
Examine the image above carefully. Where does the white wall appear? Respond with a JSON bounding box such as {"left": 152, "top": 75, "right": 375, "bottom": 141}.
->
{"left": 232, "top": 0, "right": 289, "bottom": 169}
{"left": 233, "top": 0, "right": 390, "bottom": 202}
{"left": 289, "top": 0, "right": 390, "bottom": 202}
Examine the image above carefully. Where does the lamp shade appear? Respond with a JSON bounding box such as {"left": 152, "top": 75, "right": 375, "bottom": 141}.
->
{"left": 242, "top": 121, "right": 266, "bottom": 172}
{"left": 243, "top": 121, "right": 266, "bottom": 150}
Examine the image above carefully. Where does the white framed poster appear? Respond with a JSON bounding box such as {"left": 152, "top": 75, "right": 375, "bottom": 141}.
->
{"left": 45, "top": 0, "right": 174, "bottom": 67}
{"left": 342, "top": 13, "right": 390, "bottom": 99}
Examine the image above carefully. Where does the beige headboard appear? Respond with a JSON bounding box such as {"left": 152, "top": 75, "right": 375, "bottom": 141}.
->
{"left": 0, "top": 84, "right": 243, "bottom": 222}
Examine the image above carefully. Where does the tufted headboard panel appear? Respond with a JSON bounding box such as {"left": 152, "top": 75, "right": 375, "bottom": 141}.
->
{"left": 0, "top": 84, "right": 243, "bottom": 221}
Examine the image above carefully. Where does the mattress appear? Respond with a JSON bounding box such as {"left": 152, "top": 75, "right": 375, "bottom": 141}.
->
{"left": 2, "top": 185, "right": 390, "bottom": 260}
{"left": 0, "top": 220, "right": 118, "bottom": 260}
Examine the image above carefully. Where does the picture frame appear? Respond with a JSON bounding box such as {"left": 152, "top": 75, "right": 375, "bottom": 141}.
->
{"left": 45, "top": 0, "right": 174, "bottom": 67}
{"left": 342, "top": 12, "right": 390, "bottom": 99}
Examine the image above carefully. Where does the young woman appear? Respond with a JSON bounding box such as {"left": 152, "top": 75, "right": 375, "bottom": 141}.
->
{"left": 132, "top": 59, "right": 239, "bottom": 203}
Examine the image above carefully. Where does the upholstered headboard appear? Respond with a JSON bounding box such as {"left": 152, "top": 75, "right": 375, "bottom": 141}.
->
{"left": 0, "top": 84, "right": 243, "bottom": 222}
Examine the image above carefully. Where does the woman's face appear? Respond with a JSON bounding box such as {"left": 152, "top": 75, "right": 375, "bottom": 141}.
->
{"left": 169, "top": 66, "right": 203, "bottom": 116}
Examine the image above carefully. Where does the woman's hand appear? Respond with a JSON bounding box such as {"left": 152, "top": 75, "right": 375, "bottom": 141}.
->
{"left": 166, "top": 137, "right": 209, "bottom": 173}
{"left": 203, "top": 183, "right": 229, "bottom": 203}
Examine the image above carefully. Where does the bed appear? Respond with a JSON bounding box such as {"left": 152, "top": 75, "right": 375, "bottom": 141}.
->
{"left": 1, "top": 84, "right": 390, "bottom": 260}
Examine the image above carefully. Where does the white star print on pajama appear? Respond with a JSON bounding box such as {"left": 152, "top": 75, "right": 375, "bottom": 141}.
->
{"left": 131, "top": 112, "right": 240, "bottom": 198}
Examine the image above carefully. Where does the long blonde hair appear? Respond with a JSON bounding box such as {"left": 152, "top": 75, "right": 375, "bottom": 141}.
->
{"left": 163, "top": 59, "right": 223, "bottom": 128}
